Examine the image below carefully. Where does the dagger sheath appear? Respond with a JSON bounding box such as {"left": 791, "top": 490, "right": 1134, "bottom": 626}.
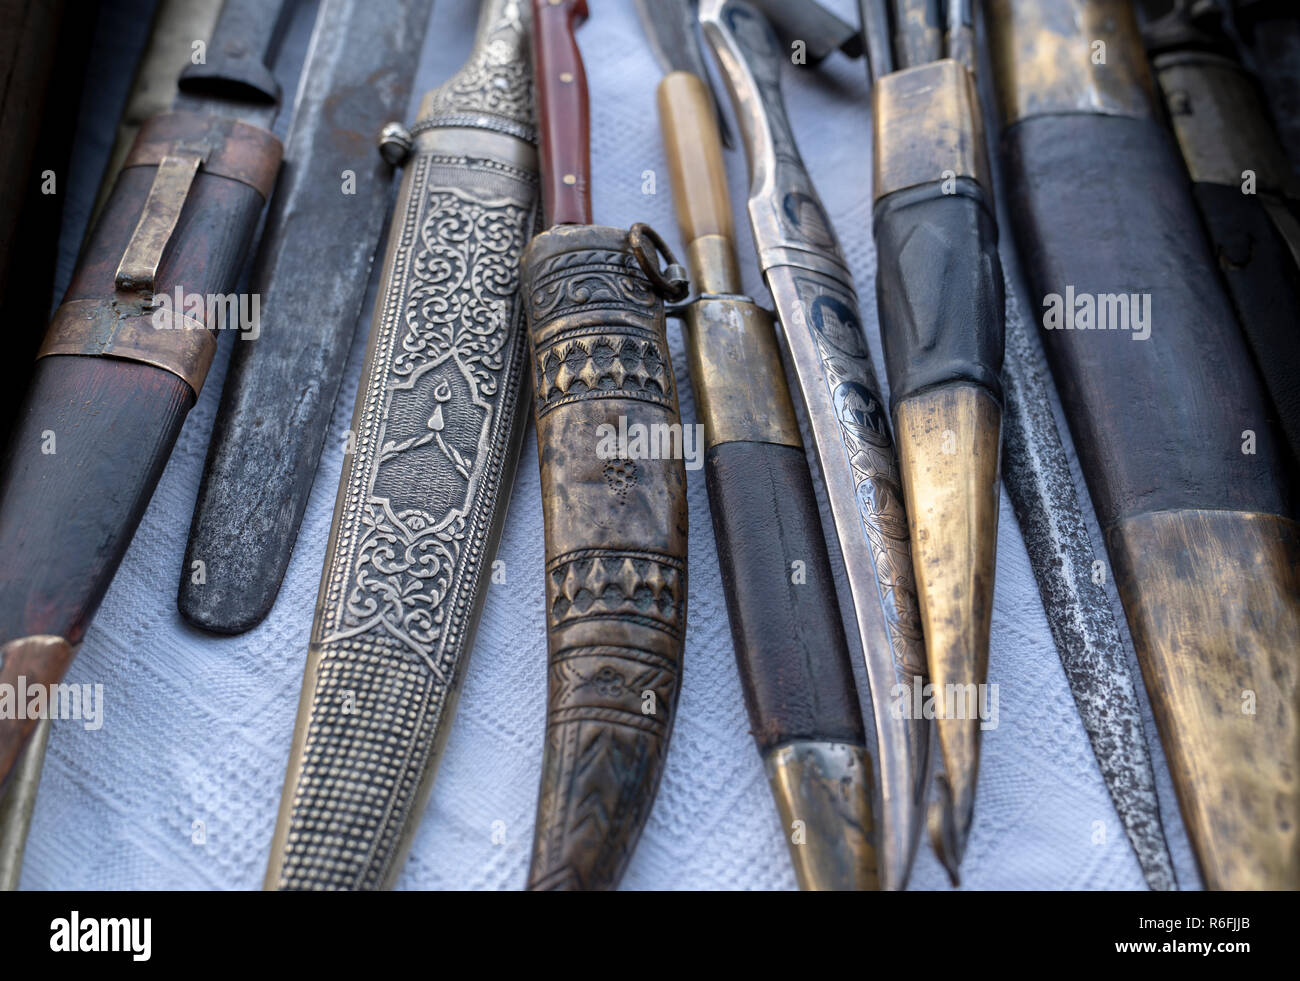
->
{"left": 523, "top": 0, "right": 688, "bottom": 891}
{"left": 266, "top": 0, "right": 539, "bottom": 890}
{"left": 0, "top": 0, "right": 223, "bottom": 891}
{"left": 1141, "top": 7, "right": 1300, "bottom": 475}
{"left": 654, "top": 68, "right": 877, "bottom": 890}
{"left": 702, "top": 0, "right": 930, "bottom": 891}
{"left": 989, "top": 0, "right": 1300, "bottom": 889}
{"left": 0, "top": 0, "right": 288, "bottom": 789}
{"left": 869, "top": 40, "right": 1004, "bottom": 881}
{"left": 178, "top": 0, "right": 436, "bottom": 633}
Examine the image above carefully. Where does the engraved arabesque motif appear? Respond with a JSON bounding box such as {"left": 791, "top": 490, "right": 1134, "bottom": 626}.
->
{"left": 274, "top": 0, "right": 540, "bottom": 892}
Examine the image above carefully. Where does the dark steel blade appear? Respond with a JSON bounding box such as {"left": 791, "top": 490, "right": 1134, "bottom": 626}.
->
{"left": 1001, "top": 315, "right": 1178, "bottom": 891}
{"left": 178, "top": 0, "right": 436, "bottom": 633}
{"left": 173, "top": 0, "right": 295, "bottom": 128}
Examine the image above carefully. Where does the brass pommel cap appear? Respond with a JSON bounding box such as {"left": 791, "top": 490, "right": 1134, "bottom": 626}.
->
{"left": 872, "top": 58, "right": 991, "bottom": 203}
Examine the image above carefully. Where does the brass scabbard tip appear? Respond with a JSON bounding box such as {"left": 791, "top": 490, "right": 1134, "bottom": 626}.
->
{"left": 1109, "top": 510, "right": 1300, "bottom": 890}
{"left": 764, "top": 741, "right": 879, "bottom": 891}
{"left": 894, "top": 383, "right": 999, "bottom": 888}
{"left": 927, "top": 773, "right": 972, "bottom": 887}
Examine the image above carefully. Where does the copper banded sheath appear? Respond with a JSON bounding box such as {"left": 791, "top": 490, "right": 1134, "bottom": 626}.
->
{"left": 656, "top": 69, "right": 877, "bottom": 890}
{"left": 523, "top": 0, "right": 688, "bottom": 891}
{"left": 0, "top": 0, "right": 224, "bottom": 891}
{"left": 868, "top": 24, "right": 1004, "bottom": 883}
{"left": 988, "top": 0, "right": 1300, "bottom": 889}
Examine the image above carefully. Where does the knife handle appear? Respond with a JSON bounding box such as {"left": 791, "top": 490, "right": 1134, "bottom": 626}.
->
{"left": 657, "top": 70, "right": 739, "bottom": 293}
{"left": 531, "top": 0, "right": 591, "bottom": 226}
{"left": 872, "top": 59, "right": 1002, "bottom": 411}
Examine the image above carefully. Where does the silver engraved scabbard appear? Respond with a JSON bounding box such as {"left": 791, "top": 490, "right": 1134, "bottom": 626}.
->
{"left": 265, "top": 0, "right": 540, "bottom": 890}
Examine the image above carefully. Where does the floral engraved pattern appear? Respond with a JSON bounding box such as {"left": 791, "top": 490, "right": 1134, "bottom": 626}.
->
{"left": 422, "top": 0, "right": 534, "bottom": 133}
{"left": 793, "top": 272, "right": 927, "bottom": 679}
{"left": 321, "top": 172, "right": 534, "bottom": 675}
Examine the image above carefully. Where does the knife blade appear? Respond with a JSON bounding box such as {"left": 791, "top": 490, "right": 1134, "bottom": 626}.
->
{"left": 178, "top": 0, "right": 436, "bottom": 633}
{"left": 702, "top": 0, "right": 931, "bottom": 891}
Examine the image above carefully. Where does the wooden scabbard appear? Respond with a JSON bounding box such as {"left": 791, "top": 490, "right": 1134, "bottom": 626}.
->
{"left": 989, "top": 0, "right": 1300, "bottom": 889}
{"left": 0, "top": 113, "right": 281, "bottom": 787}
{"left": 522, "top": 223, "right": 688, "bottom": 891}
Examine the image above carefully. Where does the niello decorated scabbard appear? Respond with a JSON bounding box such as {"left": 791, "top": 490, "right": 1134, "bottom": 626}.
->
{"left": 522, "top": 224, "right": 688, "bottom": 891}
{"left": 265, "top": 0, "right": 539, "bottom": 890}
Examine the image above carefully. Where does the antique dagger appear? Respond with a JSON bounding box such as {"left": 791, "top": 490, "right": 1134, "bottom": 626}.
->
{"left": 702, "top": 0, "right": 931, "bottom": 891}
{"left": 637, "top": 0, "right": 879, "bottom": 891}
{"left": 1141, "top": 0, "right": 1300, "bottom": 474}
{"left": 522, "top": 0, "right": 690, "bottom": 891}
{"left": 988, "top": 0, "right": 1300, "bottom": 889}
{"left": 0, "top": 0, "right": 222, "bottom": 892}
{"left": 860, "top": 0, "right": 1005, "bottom": 880}
{"left": 266, "top": 0, "right": 540, "bottom": 890}
{"left": 0, "top": 0, "right": 288, "bottom": 789}
{"left": 178, "top": 0, "right": 435, "bottom": 633}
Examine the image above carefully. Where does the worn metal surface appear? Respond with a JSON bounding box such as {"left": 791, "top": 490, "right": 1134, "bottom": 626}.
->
{"left": 265, "top": 0, "right": 539, "bottom": 889}
{"left": 999, "top": 315, "right": 1176, "bottom": 890}
{"left": 703, "top": 0, "right": 930, "bottom": 891}
{"left": 871, "top": 59, "right": 990, "bottom": 201}
{"left": 1110, "top": 510, "right": 1300, "bottom": 889}
{"left": 894, "top": 384, "right": 1000, "bottom": 878}
{"left": 0, "top": 715, "right": 51, "bottom": 890}
{"left": 38, "top": 296, "right": 214, "bottom": 395}
{"left": 986, "top": 0, "right": 1155, "bottom": 126}
{"left": 178, "top": 0, "right": 436, "bottom": 633}
{"left": 765, "top": 741, "right": 878, "bottom": 890}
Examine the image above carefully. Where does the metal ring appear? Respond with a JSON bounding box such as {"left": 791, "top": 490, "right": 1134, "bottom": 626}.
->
{"left": 629, "top": 223, "right": 690, "bottom": 302}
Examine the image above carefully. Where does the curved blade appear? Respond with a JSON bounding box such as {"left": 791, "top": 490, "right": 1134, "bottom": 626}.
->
{"left": 1001, "top": 315, "right": 1176, "bottom": 890}
{"left": 702, "top": 0, "right": 931, "bottom": 891}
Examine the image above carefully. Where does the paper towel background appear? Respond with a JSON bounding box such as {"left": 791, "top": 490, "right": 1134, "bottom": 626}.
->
{"left": 21, "top": 0, "right": 1200, "bottom": 890}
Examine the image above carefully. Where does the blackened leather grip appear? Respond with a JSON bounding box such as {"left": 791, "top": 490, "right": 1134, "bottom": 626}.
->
{"left": 705, "top": 440, "right": 866, "bottom": 753}
{"left": 873, "top": 179, "right": 1005, "bottom": 411}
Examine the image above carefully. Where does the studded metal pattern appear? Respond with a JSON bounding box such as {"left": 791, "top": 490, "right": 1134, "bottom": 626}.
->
{"left": 267, "top": 0, "right": 539, "bottom": 891}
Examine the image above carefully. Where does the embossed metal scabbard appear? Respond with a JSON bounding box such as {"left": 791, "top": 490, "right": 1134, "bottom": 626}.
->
{"left": 522, "top": 224, "right": 688, "bottom": 891}
{"left": 265, "top": 0, "right": 540, "bottom": 890}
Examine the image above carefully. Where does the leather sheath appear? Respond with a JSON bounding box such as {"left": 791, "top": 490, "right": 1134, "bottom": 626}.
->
{"left": 522, "top": 223, "right": 688, "bottom": 891}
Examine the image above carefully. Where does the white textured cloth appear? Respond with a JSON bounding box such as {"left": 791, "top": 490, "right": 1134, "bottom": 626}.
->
{"left": 21, "top": 0, "right": 1200, "bottom": 890}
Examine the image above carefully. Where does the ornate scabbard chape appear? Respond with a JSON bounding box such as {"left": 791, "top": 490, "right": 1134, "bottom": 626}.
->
{"left": 265, "top": 0, "right": 539, "bottom": 890}
{"left": 522, "top": 224, "right": 688, "bottom": 891}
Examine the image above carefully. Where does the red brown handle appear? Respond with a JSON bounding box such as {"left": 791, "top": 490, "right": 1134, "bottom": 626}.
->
{"left": 532, "top": 0, "right": 591, "bottom": 226}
